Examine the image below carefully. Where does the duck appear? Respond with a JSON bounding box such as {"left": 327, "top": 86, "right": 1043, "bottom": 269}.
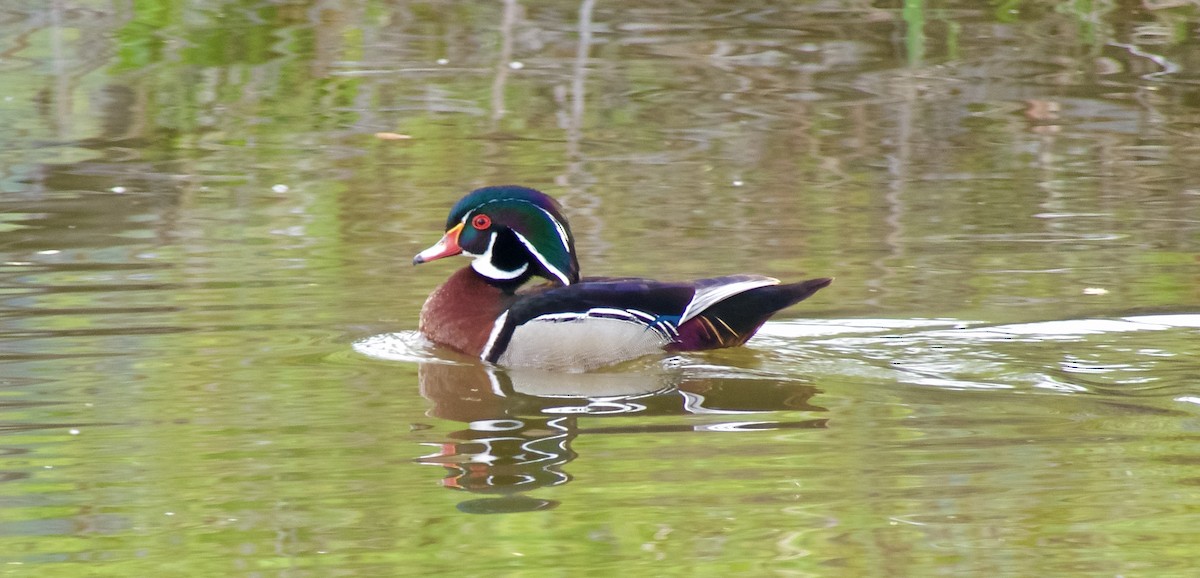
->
{"left": 413, "top": 185, "right": 831, "bottom": 371}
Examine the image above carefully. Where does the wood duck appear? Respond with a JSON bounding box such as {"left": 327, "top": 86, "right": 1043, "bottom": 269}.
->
{"left": 414, "top": 185, "right": 832, "bottom": 371}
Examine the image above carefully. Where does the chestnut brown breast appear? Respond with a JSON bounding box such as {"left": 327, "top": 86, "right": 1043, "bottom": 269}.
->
{"left": 418, "top": 266, "right": 516, "bottom": 358}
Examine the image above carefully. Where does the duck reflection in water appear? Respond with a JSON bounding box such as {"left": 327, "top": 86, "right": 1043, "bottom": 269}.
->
{"left": 414, "top": 359, "right": 827, "bottom": 514}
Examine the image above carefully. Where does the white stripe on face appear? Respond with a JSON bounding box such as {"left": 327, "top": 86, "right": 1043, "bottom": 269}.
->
{"left": 513, "top": 231, "right": 570, "bottom": 285}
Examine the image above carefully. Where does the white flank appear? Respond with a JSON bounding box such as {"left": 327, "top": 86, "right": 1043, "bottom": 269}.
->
{"left": 498, "top": 314, "right": 671, "bottom": 371}
{"left": 680, "top": 277, "right": 780, "bottom": 324}
{"left": 480, "top": 310, "right": 511, "bottom": 361}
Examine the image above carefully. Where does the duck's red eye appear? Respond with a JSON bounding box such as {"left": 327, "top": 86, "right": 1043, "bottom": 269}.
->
{"left": 471, "top": 214, "right": 491, "bottom": 230}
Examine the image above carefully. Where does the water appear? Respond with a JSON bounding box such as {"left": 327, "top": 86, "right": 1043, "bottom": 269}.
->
{"left": 2, "top": 1, "right": 1200, "bottom": 576}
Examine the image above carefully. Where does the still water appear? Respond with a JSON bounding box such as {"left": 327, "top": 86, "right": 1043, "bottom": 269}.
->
{"left": 2, "top": 1, "right": 1200, "bottom": 576}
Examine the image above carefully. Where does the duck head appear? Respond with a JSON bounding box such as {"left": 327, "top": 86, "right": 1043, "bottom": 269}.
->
{"left": 414, "top": 186, "right": 580, "bottom": 286}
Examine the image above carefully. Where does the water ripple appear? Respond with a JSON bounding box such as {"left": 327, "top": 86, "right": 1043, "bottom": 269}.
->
{"left": 757, "top": 314, "right": 1199, "bottom": 398}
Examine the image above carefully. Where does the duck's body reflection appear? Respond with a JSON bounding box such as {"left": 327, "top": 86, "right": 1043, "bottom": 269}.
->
{"left": 415, "top": 360, "right": 826, "bottom": 513}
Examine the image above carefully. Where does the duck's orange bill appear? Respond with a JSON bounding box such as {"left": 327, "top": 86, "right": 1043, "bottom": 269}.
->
{"left": 413, "top": 222, "right": 464, "bottom": 264}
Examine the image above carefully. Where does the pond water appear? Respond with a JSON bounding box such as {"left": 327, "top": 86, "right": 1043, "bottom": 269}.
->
{"left": 2, "top": 1, "right": 1200, "bottom": 576}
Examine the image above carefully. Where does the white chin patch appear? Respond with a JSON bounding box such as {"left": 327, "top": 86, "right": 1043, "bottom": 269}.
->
{"left": 472, "top": 258, "right": 527, "bottom": 280}
{"left": 469, "top": 233, "right": 528, "bottom": 281}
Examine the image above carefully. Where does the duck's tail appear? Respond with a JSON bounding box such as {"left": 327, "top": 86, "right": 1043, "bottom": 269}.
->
{"left": 669, "top": 277, "right": 832, "bottom": 351}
